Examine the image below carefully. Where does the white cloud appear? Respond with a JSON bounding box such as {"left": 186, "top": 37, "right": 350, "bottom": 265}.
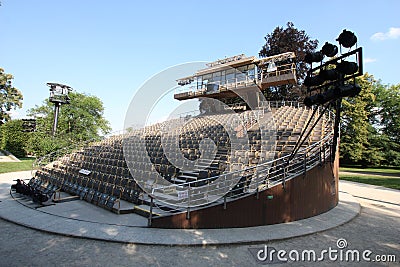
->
{"left": 364, "top": 57, "right": 377, "bottom": 63}
{"left": 371, "top": 27, "right": 400, "bottom": 41}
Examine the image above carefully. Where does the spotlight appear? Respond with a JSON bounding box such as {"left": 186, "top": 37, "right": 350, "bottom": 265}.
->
{"left": 304, "top": 83, "right": 361, "bottom": 107}
{"left": 336, "top": 61, "right": 358, "bottom": 75}
{"left": 319, "top": 69, "right": 340, "bottom": 81}
{"left": 304, "top": 75, "right": 325, "bottom": 87}
{"left": 321, "top": 42, "right": 338, "bottom": 57}
{"left": 338, "top": 83, "right": 361, "bottom": 97}
{"left": 304, "top": 51, "right": 324, "bottom": 64}
{"left": 304, "top": 88, "right": 336, "bottom": 107}
{"left": 304, "top": 93, "right": 323, "bottom": 107}
{"left": 304, "top": 94, "right": 317, "bottom": 107}
{"left": 336, "top": 29, "right": 357, "bottom": 48}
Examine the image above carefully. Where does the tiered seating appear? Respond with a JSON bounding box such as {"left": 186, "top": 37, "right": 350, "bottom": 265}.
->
{"left": 32, "top": 103, "right": 332, "bottom": 213}
{"left": 34, "top": 136, "right": 142, "bottom": 213}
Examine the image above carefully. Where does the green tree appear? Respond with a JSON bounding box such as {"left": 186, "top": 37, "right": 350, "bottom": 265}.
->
{"left": 26, "top": 91, "right": 111, "bottom": 156}
{"left": 373, "top": 83, "right": 400, "bottom": 166}
{"left": 259, "top": 22, "right": 319, "bottom": 100}
{"left": 24, "top": 132, "right": 70, "bottom": 158}
{"left": 340, "top": 73, "right": 381, "bottom": 166}
{"left": 0, "top": 119, "right": 28, "bottom": 158}
{"left": 0, "top": 68, "right": 23, "bottom": 124}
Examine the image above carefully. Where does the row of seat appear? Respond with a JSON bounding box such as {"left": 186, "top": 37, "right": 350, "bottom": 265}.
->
{"left": 37, "top": 168, "right": 142, "bottom": 210}
{"left": 34, "top": 105, "right": 332, "bottom": 212}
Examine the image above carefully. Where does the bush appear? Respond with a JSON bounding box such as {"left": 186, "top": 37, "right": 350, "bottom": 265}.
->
{"left": 25, "top": 132, "right": 70, "bottom": 158}
{"left": 0, "top": 120, "right": 28, "bottom": 158}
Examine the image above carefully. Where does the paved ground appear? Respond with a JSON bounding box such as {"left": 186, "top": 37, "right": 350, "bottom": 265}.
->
{"left": 0, "top": 150, "right": 20, "bottom": 162}
{"left": 0, "top": 171, "right": 359, "bottom": 246}
{"left": 0, "top": 173, "right": 399, "bottom": 266}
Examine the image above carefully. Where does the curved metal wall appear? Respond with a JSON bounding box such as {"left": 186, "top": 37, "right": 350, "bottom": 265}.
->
{"left": 151, "top": 151, "right": 339, "bottom": 229}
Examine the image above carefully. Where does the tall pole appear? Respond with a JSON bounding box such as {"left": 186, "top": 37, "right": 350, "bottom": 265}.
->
{"left": 331, "top": 98, "right": 341, "bottom": 162}
{"left": 52, "top": 102, "right": 60, "bottom": 136}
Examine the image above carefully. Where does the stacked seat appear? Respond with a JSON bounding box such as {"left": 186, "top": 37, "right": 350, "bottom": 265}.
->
{"left": 33, "top": 103, "right": 333, "bottom": 212}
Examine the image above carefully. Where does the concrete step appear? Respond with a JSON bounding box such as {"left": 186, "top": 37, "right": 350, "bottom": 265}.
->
{"left": 133, "top": 205, "right": 161, "bottom": 218}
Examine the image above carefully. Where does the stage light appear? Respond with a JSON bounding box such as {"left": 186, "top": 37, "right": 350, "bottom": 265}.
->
{"left": 304, "top": 88, "right": 336, "bottom": 107}
{"left": 338, "top": 83, "right": 361, "bottom": 97}
{"left": 304, "top": 83, "right": 361, "bottom": 107}
{"left": 336, "top": 61, "right": 358, "bottom": 75}
{"left": 319, "top": 69, "right": 340, "bottom": 81}
{"left": 304, "top": 93, "right": 323, "bottom": 107}
{"left": 305, "top": 69, "right": 339, "bottom": 88}
{"left": 304, "top": 51, "right": 324, "bottom": 64}
{"left": 304, "top": 75, "right": 325, "bottom": 87}
{"left": 321, "top": 42, "right": 338, "bottom": 57}
{"left": 336, "top": 29, "right": 357, "bottom": 48}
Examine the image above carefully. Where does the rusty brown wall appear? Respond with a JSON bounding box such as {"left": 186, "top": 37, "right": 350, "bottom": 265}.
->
{"left": 151, "top": 157, "right": 339, "bottom": 229}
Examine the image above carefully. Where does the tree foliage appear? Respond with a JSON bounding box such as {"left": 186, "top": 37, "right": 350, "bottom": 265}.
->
{"left": 26, "top": 91, "right": 111, "bottom": 156}
{"left": 0, "top": 68, "right": 23, "bottom": 124}
{"left": 340, "top": 74, "right": 400, "bottom": 166}
{"left": 340, "top": 74, "right": 377, "bottom": 165}
{"left": 259, "top": 22, "right": 319, "bottom": 100}
{"left": 373, "top": 83, "right": 400, "bottom": 165}
{"left": 24, "top": 132, "right": 70, "bottom": 158}
{"left": 0, "top": 119, "right": 28, "bottom": 158}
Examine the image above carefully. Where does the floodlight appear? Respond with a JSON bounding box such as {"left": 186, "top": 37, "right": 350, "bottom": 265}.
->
{"left": 319, "top": 69, "right": 340, "bottom": 81}
{"left": 304, "top": 51, "right": 324, "bottom": 64}
{"left": 338, "top": 83, "right": 361, "bottom": 97}
{"left": 304, "top": 83, "right": 361, "bottom": 107}
{"left": 336, "top": 29, "right": 357, "bottom": 48}
{"left": 336, "top": 61, "right": 358, "bottom": 75}
{"left": 304, "top": 75, "right": 324, "bottom": 87}
{"left": 321, "top": 42, "right": 338, "bottom": 57}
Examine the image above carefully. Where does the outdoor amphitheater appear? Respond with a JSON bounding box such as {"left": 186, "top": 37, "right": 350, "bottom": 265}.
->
{"left": 1, "top": 51, "right": 354, "bottom": 238}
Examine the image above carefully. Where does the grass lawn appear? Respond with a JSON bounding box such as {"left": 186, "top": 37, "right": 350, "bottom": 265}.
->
{"left": 0, "top": 158, "right": 36, "bottom": 174}
{"left": 340, "top": 174, "right": 400, "bottom": 190}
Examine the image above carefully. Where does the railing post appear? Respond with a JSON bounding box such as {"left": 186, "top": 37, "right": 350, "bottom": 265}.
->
{"left": 319, "top": 145, "right": 322, "bottom": 166}
{"left": 186, "top": 187, "right": 191, "bottom": 220}
{"left": 256, "top": 168, "right": 259, "bottom": 199}
{"left": 303, "top": 152, "right": 307, "bottom": 175}
{"left": 223, "top": 195, "right": 227, "bottom": 210}
{"left": 283, "top": 163, "right": 287, "bottom": 188}
{"left": 324, "top": 143, "right": 326, "bottom": 164}
{"left": 148, "top": 195, "right": 153, "bottom": 227}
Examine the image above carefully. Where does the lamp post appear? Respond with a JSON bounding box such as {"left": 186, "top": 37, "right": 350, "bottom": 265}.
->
{"left": 47, "top": 82, "right": 72, "bottom": 136}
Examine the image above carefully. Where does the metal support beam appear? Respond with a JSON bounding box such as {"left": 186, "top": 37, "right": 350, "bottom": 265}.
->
{"left": 52, "top": 103, "right": 60, "bottom": 137}
{"left": 331, "top": 99, "right": 342, "bottom": 162}
{"left": 148, "top": 196, "right": 153, "bottom": 227}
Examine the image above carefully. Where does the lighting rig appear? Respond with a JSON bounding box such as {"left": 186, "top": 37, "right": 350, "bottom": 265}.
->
{"left": 288, "top": 29, "right": 363, "bottom": 162}
{"left": 47, "top": 82, "right": 73, "bottom": 136}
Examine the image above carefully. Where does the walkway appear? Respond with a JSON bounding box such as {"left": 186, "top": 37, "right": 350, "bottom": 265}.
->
{"left": 0, "top": 171, "right": 359, "bottom": 245}
{"left": 0, "top": 171, "right": 399, "bottom": 266}
{"left": 0, "top": 150, "right": 20, "bottom": 162}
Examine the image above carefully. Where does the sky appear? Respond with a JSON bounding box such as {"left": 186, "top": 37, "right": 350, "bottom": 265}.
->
{"left": 1, "top": 0, "right": 399, "bottom": 132}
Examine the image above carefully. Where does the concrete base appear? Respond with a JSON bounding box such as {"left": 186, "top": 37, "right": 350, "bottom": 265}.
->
{"left": 0, "top": 171, "right": 360, "bottom": 246}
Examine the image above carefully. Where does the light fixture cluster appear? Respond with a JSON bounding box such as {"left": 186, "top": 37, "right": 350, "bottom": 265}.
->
{"left": 303, "top": 29, "right": 363, "bottom": 107}
{"left": 48, "top": 82, "right": 73, "bottom": 105}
